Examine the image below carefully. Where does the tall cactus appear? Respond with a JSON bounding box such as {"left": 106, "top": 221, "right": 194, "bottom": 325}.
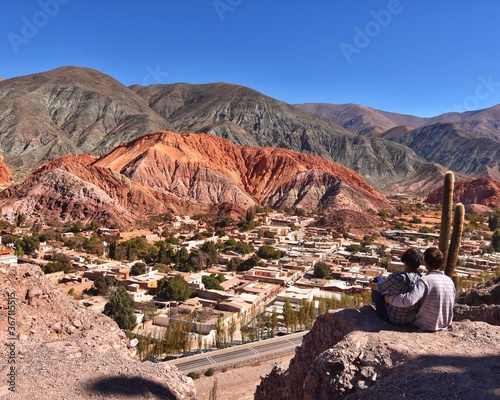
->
{"left": 438, "top": 171, "right": 454, "bottom": 270}
{"left": 436, "top": 171, "right": 464, "bottom": 280}
{"left": 445, "top": 203, "right": 465, "bottom": 278}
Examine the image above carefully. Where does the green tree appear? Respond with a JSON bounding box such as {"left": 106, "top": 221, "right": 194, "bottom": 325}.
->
{"left": 246, "top": 207, "right": 255, "bottom": 223}
{"left": 378, "top": 209, "right": 388, "bottom": 220}
{"left": 176, "top": 247, "right": 190, "bottom": 269}
{"left": 201, "top": 241, "right": 218, "bottom": 266}
{"left": 257, "top": 245, "right": 285, "bottom": 260}
{"left": 87, "top": 220, "right": 99, "bottom": 232}
{"left": 226, "top": 257, "right": 244, "bottom": 271}
{"left": 108, "top": 240, "right": 117, "bottom": 259}
{"left": 228, "top": 317, "right": 237, "bottom": 344}
{"left": 71, "top": 221, "right": 85, "bottom": 232}
{"left": 215, "top": 314, "right": 226, "bottom": 349}
{"left": 103, "top": 286, "right": 136, "bottom": 331}
{"left": 233, "top": 241, "right": 254, "bottom": 254}
{"left": 313, "top": 262, "right": 331, "bottom": 279}
{"left": 156, "top": 241, "right": 174, "bottom": 265}
{"left": 345, "top": 244, "right": 368, "bottom": 253}
{"left": 16, "top": 213, "right": 26, "bottom": 227}
{"left": 492, "top": 229, "right": 500, "bottom": 252}
{"left": 377, "top": 244, "right": 387, "bottom": 258}
{"left": 283, "top": 298, "right": 297, "bottom": 333}
{"left": 237, "top": 254, "right": 264, "bottom": 271}
{"left": 202, "top": 275, "right": 224, "bottom": 291}
{"left": 393, "top": 220, "right": 405, "bottom": 230}
{"left": 488, "top": 213, "right": 500, "bottom": 231}
{"left": 89, "top": 276, "right": 118, "bottom": 296}
{"left": 42, "top": 253, "right": 73, "bottom": 274}
{"left": 20, "top": 236, "right": 40, "bottom": 254}
{"left": 158, "top": 275, "right": 191, "bottom": 301}
{"left": 130, "top": 262, "right": 147, "bottom": 276}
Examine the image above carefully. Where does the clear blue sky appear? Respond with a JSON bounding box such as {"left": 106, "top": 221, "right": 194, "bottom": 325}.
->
{"left": 2, "top": 0, "right": 500, "bottom": 117}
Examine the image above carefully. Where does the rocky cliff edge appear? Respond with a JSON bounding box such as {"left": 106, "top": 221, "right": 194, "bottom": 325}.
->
{"left": 255, "top": 278, "right": 500, "bottom": 400}
{"left": 0, "top": 264, "right": 197, "bottom": 399}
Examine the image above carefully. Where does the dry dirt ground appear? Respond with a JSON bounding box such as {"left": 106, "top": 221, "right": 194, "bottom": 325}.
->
{"left": 194, "top": 353, "right": 294, "bottom": 400}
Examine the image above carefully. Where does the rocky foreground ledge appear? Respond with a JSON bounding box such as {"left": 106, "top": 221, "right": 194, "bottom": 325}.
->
{"left": 0, "top": 264, "right": 197, "bottom": 400}
{"left": 255, "top": 279, "right": 500, "bottom": 400}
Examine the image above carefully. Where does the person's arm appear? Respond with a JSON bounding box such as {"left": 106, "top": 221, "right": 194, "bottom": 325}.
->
{"left": 377, "top": 273, "right": 403, "bottom": 294}
{"left": 385, "top": 278, "right": 426, "bottom": 307}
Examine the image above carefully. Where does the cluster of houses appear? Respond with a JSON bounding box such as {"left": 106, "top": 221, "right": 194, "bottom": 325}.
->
{"left": 1, "top": 212, "right": 499, "bottom": 349}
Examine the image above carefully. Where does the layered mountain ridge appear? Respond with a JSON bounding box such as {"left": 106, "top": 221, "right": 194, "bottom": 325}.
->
{"left": 0, "top": 67, "right": 441, "bottom": 193}
{"left": 297, "top": 103, "right": 500, "bottom": 180}
{"left": 129, "top": 82, "right": 436, "bottom": 191}
{"left": 0, "top": 132, "right": 392, "bottom": 228}
{"left": 380, "top": 123, "right": 500, "bottom": 176}
{"left": 296, "top": 102, "right": 500, "bottom": 142}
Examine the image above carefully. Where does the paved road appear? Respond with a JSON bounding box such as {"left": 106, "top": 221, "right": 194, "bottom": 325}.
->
{"left": 167, "top": 331, "right": 308, "bottom": 373}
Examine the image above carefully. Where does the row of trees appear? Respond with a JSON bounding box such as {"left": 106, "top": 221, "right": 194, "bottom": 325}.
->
{"left": 104, "top": 280, "right": 373, "bottom": 361}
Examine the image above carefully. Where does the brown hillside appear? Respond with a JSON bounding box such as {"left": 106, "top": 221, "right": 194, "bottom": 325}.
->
{"left": 0, "top": 264, "right": 196, "bottom": 399}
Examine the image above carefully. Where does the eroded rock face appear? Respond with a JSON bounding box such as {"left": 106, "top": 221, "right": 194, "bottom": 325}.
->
{"left": 425, "top": 177, "right": 500, "bottom": 209}
{"left": 0, "top": 264, "right": 197, "bottom": 399}
{"left": 0, "top": 131, "right": 392, "bottom": 229}
{"left": 456, "top": 276, "right": 500, "bottom": 306}
{"left": 453, "top": 276, "right": 500, "bottom": 326}
{"left": 255, "top": 304, "right": 500, "bottom": 400}
{"left": 0, "top": 158, "right": 12, "bottom": 184}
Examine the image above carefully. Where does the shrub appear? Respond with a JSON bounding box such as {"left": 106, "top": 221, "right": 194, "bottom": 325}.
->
{"left": 187, "top": 372, "right": 201, "bottom": 380}
{"left": 204, "top": 368, "right": 215, "bottom": 377}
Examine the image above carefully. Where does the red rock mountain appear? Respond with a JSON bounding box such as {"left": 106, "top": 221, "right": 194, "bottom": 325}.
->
{"left": 0, "top": 157, "right": 12, "bottom": 184}
{"left": 0, "top": 132, "right": 391, "bottom": 228}
{"left": 425, "top": 177, "right": 500, "bottom": 209}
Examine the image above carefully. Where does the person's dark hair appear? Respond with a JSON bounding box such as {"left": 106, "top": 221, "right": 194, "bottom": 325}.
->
{"left": 424, "top": 247, "right": 443, "bottom": 270}
{"left": 401, "top": 248, "right": 424, "bottom": 270}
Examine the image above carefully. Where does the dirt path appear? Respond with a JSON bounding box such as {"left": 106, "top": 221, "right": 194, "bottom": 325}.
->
{"left": 194, "top": 353, "right": 294, "bottom": 400}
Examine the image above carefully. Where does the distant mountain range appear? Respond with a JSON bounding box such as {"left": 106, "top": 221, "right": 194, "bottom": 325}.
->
{"left": 296, "top": 103, "right": 500, "bottom": 182}
{"left": 0, "top": 132, "right": 392, "bottom": 228}
{"left": 0, "top": 66, "right": 499, "bottom": 201}
{"left": 295, "top": 103, "right": 500, "bottom": 142}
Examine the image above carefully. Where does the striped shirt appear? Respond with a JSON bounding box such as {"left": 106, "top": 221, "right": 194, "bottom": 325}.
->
{"left": 389, "top": 270, "right": 456, "bottom": 331}
{"left": 376, "top": 271, "right": 421, "bottom": 325}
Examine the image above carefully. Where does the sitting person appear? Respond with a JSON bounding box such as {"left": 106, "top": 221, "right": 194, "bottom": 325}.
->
{"left": 370, "top": 248, "right": 423, "bottom": 325}
{"left": 385, "top": 247, "right": 455, "bottom": 331}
